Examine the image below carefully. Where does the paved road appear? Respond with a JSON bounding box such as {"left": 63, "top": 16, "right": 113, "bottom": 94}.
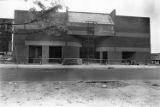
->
{"left": 0, "top": 67, "right": 160, "bottom": 81}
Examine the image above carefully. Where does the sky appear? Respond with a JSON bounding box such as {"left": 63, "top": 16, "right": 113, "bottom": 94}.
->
{"left": 0, "top": 0, "right": 160, "bottom": 53}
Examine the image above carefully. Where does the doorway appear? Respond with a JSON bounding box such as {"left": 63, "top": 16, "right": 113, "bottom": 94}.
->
{"left": 49, "top": 46, "right": 62, "bottom": 63}
{"left": 102, "top": 51, "right": 108, "bottom": 64}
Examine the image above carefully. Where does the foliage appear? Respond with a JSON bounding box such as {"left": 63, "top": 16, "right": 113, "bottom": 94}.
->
{"left": 25, "top": 0, "right": 66, "bottom": 35}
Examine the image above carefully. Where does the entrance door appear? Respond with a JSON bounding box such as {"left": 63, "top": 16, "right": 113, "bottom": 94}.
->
{"left": 102, "top": 51, "right": 108, "bottom": 64}
{"left": 49, "top": 46, "right": 62, "bottom": 63}
{"left": 29, "top": 46, "right": 42, "bottom": 63}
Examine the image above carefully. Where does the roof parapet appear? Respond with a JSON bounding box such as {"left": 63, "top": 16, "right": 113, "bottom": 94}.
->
{"left": 110, "top": 9, "right": 116, "bottom": 23}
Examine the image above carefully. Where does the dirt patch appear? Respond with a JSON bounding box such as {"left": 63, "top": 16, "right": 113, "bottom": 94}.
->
{"left": 1, "top": 81, "right": 160, "bottom": 107}
{"left": 152, "top": 83, "right": 160, "bottom": 86}
{"left": 85, "top": 81, "right": 129, "bottom": 88}
{"left": 144, "top": 80, "right": 160, "bottom": 90}
{"left": 144, "top": 81, "right": 160, "bottom": 86}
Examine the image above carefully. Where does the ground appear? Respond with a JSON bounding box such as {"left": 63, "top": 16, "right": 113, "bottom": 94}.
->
{"left": 0, "top": 80, "right": 160, "bottom": 107}
{"left": 0, "top": 64, "right": 160, "bottom": 107}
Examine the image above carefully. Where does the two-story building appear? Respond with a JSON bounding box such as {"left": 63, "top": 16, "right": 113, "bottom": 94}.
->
{"left": 13, "top": 9, "right": 151, "bottom": 64}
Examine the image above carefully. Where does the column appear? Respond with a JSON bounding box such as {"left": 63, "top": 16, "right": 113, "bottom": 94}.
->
{"left": 100, "top": 51, "right": 103, "bottom": 64}
{"left": 42, "top": 46, "right": 49, "bottom": 64}
{"left": 25, "top": 46, "right": 29, "bottom": 63}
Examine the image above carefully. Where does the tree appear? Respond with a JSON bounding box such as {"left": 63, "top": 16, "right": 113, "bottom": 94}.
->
{"left": 23, "top": 0, "right": 67, "bottom": 35}
{"left": 0, "top": 0, "right": 66, "bottom": 35}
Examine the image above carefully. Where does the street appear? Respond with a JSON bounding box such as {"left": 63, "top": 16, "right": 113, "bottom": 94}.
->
{"left": 0, "top": 64, "right": 160, "bottom": 81}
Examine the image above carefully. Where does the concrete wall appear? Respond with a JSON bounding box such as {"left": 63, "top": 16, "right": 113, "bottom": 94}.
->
{"left": 62, "top": 46, "right": 80, "bottom": 58}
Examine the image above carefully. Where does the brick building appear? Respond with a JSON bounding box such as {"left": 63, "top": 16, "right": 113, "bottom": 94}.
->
{"left": 13, "top": 10, "right": 151, "bottom": 64}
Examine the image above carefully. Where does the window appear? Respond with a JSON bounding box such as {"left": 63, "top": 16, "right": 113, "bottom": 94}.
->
{"left": 29, "top": 46, "right": 42, "bottom": 63}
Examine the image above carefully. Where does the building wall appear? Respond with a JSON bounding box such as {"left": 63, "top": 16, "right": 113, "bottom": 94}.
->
{"left": 67, "top": 22, "right": 114, "bottom": 36}
{"left": 115, "top": 16, "right": 150, "bottom": 33}
{"left": 62, "top": 46, "right": 80, "bottom": 58}
{"left": 96, "top": 36, "right": 150, "bottom": 48}
{"left": 13, "top": 33, "right": 28, "bottom": 63}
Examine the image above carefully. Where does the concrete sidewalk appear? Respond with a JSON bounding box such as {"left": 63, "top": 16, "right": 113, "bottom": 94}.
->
{"left": 0, "top": 64, "right": 159, "bottom": 69}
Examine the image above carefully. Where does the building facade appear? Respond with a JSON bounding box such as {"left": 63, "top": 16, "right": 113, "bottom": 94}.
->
{"left": 13, "top": 10, "right": 151, "bottom": 64}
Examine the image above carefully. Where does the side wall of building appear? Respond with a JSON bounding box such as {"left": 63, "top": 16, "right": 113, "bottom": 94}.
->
{"left": 13, "top": 33, "right": 28, "bottom": 63}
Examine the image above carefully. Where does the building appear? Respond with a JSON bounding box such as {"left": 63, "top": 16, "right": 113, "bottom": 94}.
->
{"left": 13, "top": 10, "right": 151, "bottom": 64}
{"left": 151, "top": 53, "right": 160, "bottom": 64}
{"left": 0, "top": 18, "right": 13, "bottom": 55}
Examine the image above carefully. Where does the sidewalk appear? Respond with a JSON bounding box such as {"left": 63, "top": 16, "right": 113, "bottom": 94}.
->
{"left": 0, "top": 64, "right": 159, "bottom": 69}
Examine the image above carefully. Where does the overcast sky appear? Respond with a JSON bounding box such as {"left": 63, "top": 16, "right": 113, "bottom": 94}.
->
{"left": 0, "top": 0, "right": 159, "bottom": 53}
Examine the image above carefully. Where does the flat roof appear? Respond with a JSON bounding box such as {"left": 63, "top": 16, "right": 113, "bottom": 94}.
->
{"left": 68, "top": 11, "right": 114, "bottom": 25}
